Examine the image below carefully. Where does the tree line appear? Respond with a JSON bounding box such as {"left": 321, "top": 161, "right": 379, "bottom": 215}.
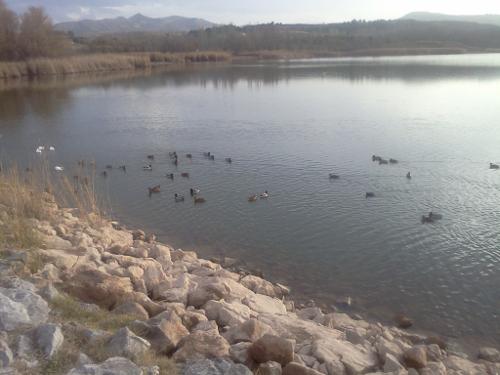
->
{"left": 0, "top": 0, "right": 69, "bottom": 61}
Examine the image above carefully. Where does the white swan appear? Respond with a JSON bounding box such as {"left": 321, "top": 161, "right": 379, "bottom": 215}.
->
{"left": 54, "top": 166, "right": 64, "bottom": 172}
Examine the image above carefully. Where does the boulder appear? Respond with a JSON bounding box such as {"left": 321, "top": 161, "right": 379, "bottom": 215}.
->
{"left": 375, "top": 337, "right": 409, "bottom": 362}
{"left": 67, "top": 356, "right": 143, "bottom": 375}
{"left": 478, "top": 347, "right": 500, "bottom": 362}
{"left": 282, "top": 363, "right": 324, "bottom": 375}
{"left": 38, "top": 284, "right": 60, "bottom": 302}
{"left": 230, "top": 342, "right": 255, "bottom": 368}
{"left": 0, "top": 339, "right": 13, "bottom": 368}
{"left": 425, "top": 344, "right": 442, "bottom": 362}
{"left": 325, "top": 359, "right": 346, "bottom": 375}
{"left": 420, "top": 361, "right": 446, "bottom": 375}
{"left": 204, "top": 300, "right": 252, "bottom": 328}
{"left": 242, "top": 294, "right": 287, "bottom": 315}
{"left": 403, "top": 346, "right": 427, "bottom": 369}
{"left": 240, "top": 275, "right": 278, "bottom": 297}
{"left": 182, "top": 358, "right": 252, "bottom": 375}
{"left": 223, "top": 319, "right": 276, "bottom": 344}
{"left": 34, "top": 323, "right": 64, "bottom": 358}
{"left": 0, "top": 287, "right": 49, "bottom": 331}
{"left": 394, "top": 314, "right": 413, "bottom": 329}
{"left": 112, "top": 302, "right": 149, "bottom": 320}
{"left": 182, "top": 310, "right": 208, "bottom": 330}
{"left": 383, "top": 353, "right": 405, "bottom": 372}
{"left": 173, "top": 330, "right": 230, "bottom": 362}
{"left": 142, "top": 312, "right": 189, "bottom": 354}
{"left": 248, "top": 334, "right": 294, "bottom": 366}
{"left": 106, "top": 327, "right": 150, "bottom": 360}
{"left": 192, "top": 320, "right": 219, "bottom": 334}
{"left": 258, "top": 361, "right": 283, "bottom": 375}
{"left": 444, "top": 355, "right": 488, "bottom": 375}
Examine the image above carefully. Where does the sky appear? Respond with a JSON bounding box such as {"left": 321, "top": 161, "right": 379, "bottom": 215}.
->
{"left": 6, "top": 0, "right": 500, "bottom": 24}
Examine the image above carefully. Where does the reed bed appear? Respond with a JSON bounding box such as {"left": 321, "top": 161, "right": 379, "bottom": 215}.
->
{"left": 0, "top": 51, "right": 232, "bottom": 80}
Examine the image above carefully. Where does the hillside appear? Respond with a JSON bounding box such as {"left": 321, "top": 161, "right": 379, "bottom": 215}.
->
{"left": 402, "top": 12, "right": 500, "bottom": 27}
{"left": 55, "top": 13, "right": 216, "bottom": 37}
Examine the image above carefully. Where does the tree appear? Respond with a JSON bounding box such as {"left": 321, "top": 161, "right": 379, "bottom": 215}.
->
{"left": 0, "top": 0, "right": 19, "bottom": 60}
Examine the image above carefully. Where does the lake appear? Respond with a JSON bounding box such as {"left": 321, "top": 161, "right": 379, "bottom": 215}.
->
{"left": 1, "top": 54, "right": 499, "bottom": 347}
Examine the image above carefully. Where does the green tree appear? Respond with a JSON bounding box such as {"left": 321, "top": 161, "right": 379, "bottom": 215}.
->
{"left": 0, "top": 0, "right": 19, "bottom": 60}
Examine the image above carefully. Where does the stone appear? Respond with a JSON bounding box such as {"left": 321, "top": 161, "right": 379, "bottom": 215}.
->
{"left": 106, "top": 327, "right": 151, "bottom": 360}
{"left": 394, "top": 314, "right": 413, "bottom": 329}
{"left": 0, "top": 340, "right": 13, "bottom": 368}
{"left": 193, "top": 320, "right": 219, "bottom": 334}
{"left": 258, "top": 361, "right": 282, "bottom": 375}
{"left": 132, "top": 230, "right": 146, "bottom": 241}
{"left": 478, "top": 347, "right": 500, "bottom": 362}
{"left": 182, "top": 311, "right": 208, "bottom": 330}
{"left": 182, "top": 358, "right": 252, "bottom": 375}
{"left": 76, "top": 352, "right": 93, "bottom": 366}
{"left": 426, "top": 344, "right": 442, "bottom": 362}
{"left": 424, "top": 336, "right": 447, "bottom": 350}
{"left": 420, "top": 361, "right": 446, "bottom": 375}
{"left": 404, "top": 346, "right": 427, "bottom": 369}
{"left": 143, "top": 312, "right": 189, "bottom": 354}
{"left": 173, "top": 330, "right": 230, "bottom": 362}
{"left": 248, "top": 334, "right": 294, "bottom": 366}
{"left": 444, "top": 355, "right": 488, "bottom": 375}
{"left": 345, "top": 327, "right": 366, "bottom": 345}
{"left": 375, "top": 337, "right": 408, "bottom": 361}
{"left": 38, "top": 284, "right": 60, "bottom": 302}
{"left": 113, "top": 302, "right": 149, "bottom": 320}
{"left": 67, "top": 356, "right": 143, "bottom": 375}
{"left": 242, "top": 294, "right": 287, "bottom": 315}
{"left": 282, "top": 363, "right": 324, "bottom": 375}
{"left": 383, "top": 353, "right": 405, "bottom": 372}
{"left": 223, "top": 319, "right": 276, "bottom": 344}
{"left": 34, "top": 323, "right": 64, "bottom": 358}
{"left": 187, "top": 281, "right": 231, "bottom": 308}
{"left": 0, "top": 287, "right": 49, "bottom": 331}
{"left": 230, "top": 342, "right": 255, "bottom": 368}
{"left": 325, "top": 359, "right": 346, "bottom": 375}
{"left": 240, "top": 275, "right": 278, "bottom": 297}
{"left": 204, "top": 300, "right": 252, "bottom": 328}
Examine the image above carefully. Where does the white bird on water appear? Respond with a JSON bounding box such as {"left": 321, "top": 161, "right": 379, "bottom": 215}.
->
{"left": 54, "top": 166, "right": 64, "bottom": 172}
{"left": 49, "top": 146, "right": 55, "bottom": 151}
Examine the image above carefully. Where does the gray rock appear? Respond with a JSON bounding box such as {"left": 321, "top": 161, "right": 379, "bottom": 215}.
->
{"left": 258, "top": 361, "right": 282, "bottom": 375}
{"left": 229, "top": 342, "right": 255, "bottom": 368}
{"left": 383, "top": 353, "right": 405, "bottom": 372}
{"left": 106, "top": 327, "right": 151, "bottom": 360}
{"left": 14, "top": 334, "right": 34, "bottom": 360}
{"left": 34, "top": 323, "right": 64, "bottom": 358}
{"left": 0, "top": 368, "right": 16, "bottom": 375}
{"left": 142, "top": 312, "right": 189, "bottom": 354}
{"left": 182, "top": 358, "right": 252, "bottom": 375}
{"left": 38, "top": 284, "right": 60, "bottom": 302}
{"left": 0, "top": 340, "right": 13, "bottom": 368}
{"left": 403, "top": 345, "right": 427, "bottom": 369}
{"left": 112, "top": 301, "right": 149, "bottom": 320}
{"left": 282, "top": 362, "right": 324, "bottom": 375}
{"left": 478, "top": 347, "right": 500, "bottom": 362}
{"left": 0, "top": 287, "right": 49, "bottom": 331}
{"left": 248, "top": 334, "right": 294, "bottom": 366}
{"left": 420, "top": 361, "right": 446, "bottom": 375}
{"left": 76, "top": 352, "right": 93, "bottom": 367}
{"left": 67, "top": 356, "right": 143, "bottom": 375}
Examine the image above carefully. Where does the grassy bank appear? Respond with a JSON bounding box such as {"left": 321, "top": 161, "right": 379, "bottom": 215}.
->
{"left": 0, "top": 51, "right": 231, "bottom": 80}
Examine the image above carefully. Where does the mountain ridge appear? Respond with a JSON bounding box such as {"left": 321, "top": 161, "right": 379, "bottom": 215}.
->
{"left": 401, "top": 12, "right": 500, "bottom": 27}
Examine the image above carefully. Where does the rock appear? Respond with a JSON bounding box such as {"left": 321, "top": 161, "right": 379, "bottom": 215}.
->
{"left": 426, "top": 344, "right": 442, "bottom": 362}
{"left": 404, "top": 346, "right": 427, "bottom": 369}
{"left": 325, "top": 359, "right": 346, "bottom": 375}
{"left": 258, "top": 361, "right": 282, "bottom": 375}
{"left": 0, "top": 287, "right": 49, "bottom": 331}
{"left": 345, "top": 327, "right": 366, "bottom": 345}
{"left": 173, "top": 330, "right": 230, "bottom": 362}
{"left": 193, "top": 320, "right": 219, "bottom": 334}
{"left": 0, "top": 340, "right": 13, "bottom": 368}
{"left": 420, "top": 361, "right": 446, "bottom": 375}
{"left": 132, "top": 230, "right": 146, "bottom": 241}
{"left": 67, "top": 357, "right": 143, "bottom": 375}
{"left": 106, "top": 327, "right": 151, "bottom": 360}
{"left": 223, "top": 319, "right": 276, "bottom": 344}
{"left": 478, "top": 347, "right": 500, "bottom": 362}
{"left": 282, "top": 363, "right": 324, "bottom": 375}
{"left": 383, "top": 353, "right": 405, "bottom": 372}
{"left": 34, "top": 323, "right": 64, "bottom": 358}
{"left": 204, "top": 300, "right": 252, "bottom": 328}
{"left": 113, "top": 302, "right": 149, "bottom": 320}
{"left": 230, "top": 342, "right": 255, "bottom": 368}
{"left": 445, "top": 355, "right": 488, "bottom": 375}
{"left": 182, "top": 311, "right": 208, "bottom": 330}
{"left": 375, "top": 337, "right": 409, "bottom": 361}
{"left": 242, "top": 294, "right": 287, "bottom": 315}
{"left": 76, "top": 352, "right": 93, "bottom": 366}
{"left": 182, "top": 358, "right": 252, "bottom": 375}
{"left": 424, "top": 336, "right": 447, "bottom": 350}
{"left": 142, "top": 312, "right": 189, "bottom": 354}
{"left": 394, "top": 314, "right": 413, "bottom": 329}
{"left": 38, "top": 284, "right": 60, "bottom": 302}
{"left": 240, "top": 275, "right": 278, "bottom": 297}
{"left": 248, "top": 334, "right": 294, "bottom": 366}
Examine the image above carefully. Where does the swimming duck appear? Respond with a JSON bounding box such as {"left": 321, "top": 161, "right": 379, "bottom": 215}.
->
{"left": 174, "top": 193, "right": 185, "bottom": 202}
{"left": 190, "top": 188, "right": 201, "bottom": 196}
{"left": 379, "top": 159, "right": 389, "bottom": 165}
{"left": 118, "top": 165, "right": 126, "bottom": 172}
{"left": 54, "top": 166, "right": 64, "bottom": 172}
{"left": 490, "top": 163, "right": 499, "bottom": 170}
{"left": 35, "top": 147, "right": 43, "bottom": 154}
{"left": 169, "top": 152, "right": 177, "bottom": 158}
{"left": 166, "top": 173, "right": 174, "bottom": 180}
{"left": 147, "top": 155, "right": 155, "bottom": 160}
{"left": 148, "top": 185, "right": 161, "bottom": 194}
{"left": 210, "top": 155, "right": 215, "bottom": 160}
{"left": 248, "top": 195, "right": 258, "bottom": 202}
{"left": 329, "top": 173, "right": 340, "bottom": 179}
{"left": 105, "top": 165, "right": 113, "bottom": 169}
{"left": 194, "top": 196, "right": 206, "bottom": 204}
{"left": 49, "top": 146, "right": 55, "bottom": 151}
{"left": 260, "top": 191, "right": 269, "bottom": 199}
{"left": 389, "top": 158, "right": 399, "bottom": 164}
{"left": 421, "top": 211, "right": 443, "bottom": 224}
{"left": 186, "top": 154, "right": 192, "bottom": 159}
{"left": 181, "top": 172, "right": 190, "bottom": 178}
{"left": 365, "top": 192, "right": 375, "bottom": 198}
{"left": 406, "top": 172, "right": 412, "bottom": 179}
{"left": 143, "top": 164, "right": 152, "bottom": 171}
{"left": 372, "top": 155, "right": 382, "bottom": 162}
{"left": 101, "top": 171, "right": 108, "bottom": 177}
{"left": 225, "top": 158, "right": 232, "bottom": 163}
{"left": 203, "top": 152, "right": 211, "bottom": 157}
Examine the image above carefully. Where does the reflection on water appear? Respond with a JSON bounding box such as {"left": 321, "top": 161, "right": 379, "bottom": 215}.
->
{"left": 1, "top": 54, "right": 500, "bottom": 346}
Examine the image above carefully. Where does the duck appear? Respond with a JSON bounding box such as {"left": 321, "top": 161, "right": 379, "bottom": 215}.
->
{"left": 190, "top": 188, "right": 201, "bottom": 196}
{"left": 49, "top": 146, "right": 55, "bottom": 151}
{"left": 225, "top": 158, "right": 232, "bottom": 163}
{"left": 101, "top": 171, "right": 108, "bottom": 177}
{"left": 389, "top": 158, "right": 399, "bottom": 164}
{"left": 174, "top": 193, "right": 185, "bottom": 202}
{"left": 379, "top": 159, "right": 389, "bottom": 165}
{"left": 210, "top": 155, "right": 215, "bottom": 160}
{"left": 173, "top": 158, "right": 178, "bottom": 166}
{"left": 421, "top": 211, "right": 443, "bottom": 224}
{"left": 490, "top": 163, "right": 499, "bottom": 170}
{"left": 35, "top": 147, "right": 43, "bottom": 154}
{"left": 148, "top": 185, "right": 161, "bottom": 194}
{"left": 77, "top": 160, "right": 86, "bottom": 167}
{"left": 54, "top": 166, "right": 64, "bottom": 172}
{"left": 166, "top": 173, "right": 174, "bottom": 180}
{"left": 181, "top": 172, "right": 190, "bottom": 178}
{"left": 372, "top": 155, "right": 382, "bottom": 162}
{"left": 260, "top": 191, "right": 269, "bottom": 199}
{"left": 365, "top": 192, "right": 375, "bottom": 198}
{"left": 143, "top": 164, "right": 152, "bottom": 171}
{"left": 203, "top": 152, "right": 211, "bottom": 157}
{"left": 248, "top": 194, "right": 258, "bottom": 202}
{"left": 186, "top": 154, "right": 192, "bottom": 159}
{"left": 406, "top": 172, "right": 412, "bottom": 179}
{"left": 118, "top": 165, "right": 126, "bottom": 172}
{"left": 147, "top": 155, "right": 155, "bottom": 160}
{"left": 169, "top": 152, "right": 177, "bottom": 158}
{"left": 194, "top": 196, "right": 206, "bottom": 204}
{"left": 105, "top": 165, "right": 113, "bottom": 169}
{"left": 329, "top": 173, "right": 340, "bottom": 179}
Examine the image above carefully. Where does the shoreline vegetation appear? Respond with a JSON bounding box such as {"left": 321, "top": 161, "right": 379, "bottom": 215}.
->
{"left": 0, "top": 164, "right": 499, "bottom": 374}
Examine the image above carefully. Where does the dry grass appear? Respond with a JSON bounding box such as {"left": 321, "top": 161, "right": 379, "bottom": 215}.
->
{"left": 0, "top": 51, "right": 231, "bottom": 79}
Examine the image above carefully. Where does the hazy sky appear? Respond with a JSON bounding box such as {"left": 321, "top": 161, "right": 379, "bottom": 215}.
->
{"left": 6, "top": 0, "right": 500, "bottom": 24}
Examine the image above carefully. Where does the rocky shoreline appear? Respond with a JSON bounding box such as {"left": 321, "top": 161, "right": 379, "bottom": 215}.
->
{"left": 0, "top": 196, "right": 499, "bottom": 375}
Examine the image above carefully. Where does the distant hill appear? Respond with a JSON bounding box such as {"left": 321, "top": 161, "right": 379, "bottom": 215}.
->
{"left": 402, "top": 12, "right": 500, "bottom": 27}
{"left": 55, "top": 13, "right": 216, "bottom": 37}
